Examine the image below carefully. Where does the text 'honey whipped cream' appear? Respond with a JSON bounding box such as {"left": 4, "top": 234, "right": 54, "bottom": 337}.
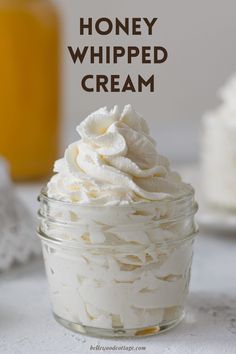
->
{"left": 48, "top": 105, "right": 192, "bottom": 204}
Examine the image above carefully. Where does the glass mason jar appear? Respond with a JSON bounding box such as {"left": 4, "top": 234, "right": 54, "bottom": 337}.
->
{"left": 38, "top": 188, "right": 198, "bottom": 338}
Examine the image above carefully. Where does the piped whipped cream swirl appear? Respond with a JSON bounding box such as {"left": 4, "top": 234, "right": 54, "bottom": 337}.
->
{"left": 48, "top": 105, "right": 191, "bottom": 204}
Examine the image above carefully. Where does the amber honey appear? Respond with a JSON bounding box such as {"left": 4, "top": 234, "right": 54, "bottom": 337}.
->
{"left": 0, "top": 0, "right": 60, "bottom": 180}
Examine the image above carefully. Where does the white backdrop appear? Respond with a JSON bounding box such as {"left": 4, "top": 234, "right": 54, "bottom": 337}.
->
{"left": 54, "top": 0, "right": 236, "bottom": 162}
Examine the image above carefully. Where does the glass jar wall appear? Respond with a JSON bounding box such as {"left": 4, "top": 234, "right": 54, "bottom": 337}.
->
{"left": 38, "top": 189, "right": 198, "bottom": 337}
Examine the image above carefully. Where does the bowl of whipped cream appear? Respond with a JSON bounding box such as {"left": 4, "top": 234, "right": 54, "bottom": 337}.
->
{"left": 37, "top": 105, "right": 198, "bottom": 337}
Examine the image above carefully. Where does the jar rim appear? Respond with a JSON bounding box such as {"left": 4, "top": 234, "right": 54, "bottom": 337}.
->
{"left": 37, "top": 226, "right": 198, "bottom": 249}
{"left": 38, "top": 186, "right": 198, "bottom": 247}
{"left": 39, "top": 186, "right": 196, "bottom": 209}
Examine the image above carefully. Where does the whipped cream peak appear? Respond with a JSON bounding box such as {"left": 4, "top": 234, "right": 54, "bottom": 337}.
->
{"left": 202, "top": 74, "right": 236, "bottom": 209}
{"left": 203, "top": 74, "right": 236, "bottom": 128}
{"left": 48, "top": 105, "right": 191, "bottom": 204}
{"left": 219, "top": 74, "right": 236, "bottom": 107}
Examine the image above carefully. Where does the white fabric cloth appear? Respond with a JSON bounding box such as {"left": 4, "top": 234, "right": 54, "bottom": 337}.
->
{"left": 0, "top": 158, "right": 40, "bottom": 271}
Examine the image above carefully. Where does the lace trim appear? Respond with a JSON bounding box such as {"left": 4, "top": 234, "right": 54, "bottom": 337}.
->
{"left": 0, "top": 186, "right": 41, "bottom": 271}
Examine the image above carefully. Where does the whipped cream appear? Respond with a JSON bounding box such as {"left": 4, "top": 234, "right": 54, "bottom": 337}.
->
{"left": 39, "top": 105, "right": 197, "bottom": 334}
{"left": 41, "top": 200, "right": 195, "bottom": 331}
{"left": 48, "top": 105, "right": 191, "bottom": 205}
{"left": 202, "top": 75, "right": 236, "bottom": 209}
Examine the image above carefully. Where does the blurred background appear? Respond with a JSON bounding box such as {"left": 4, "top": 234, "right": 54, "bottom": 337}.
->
{"left": 1, "top": 0, "right": 236, "bottom": 284}
{"left": 1, "top": 0, "right": 236, "bottom": 178}
{"left": 1, "top": 1, "right": 236, "bottom": 351}
{"left": 55, "top": 0, "right": 236, "bottom": 162}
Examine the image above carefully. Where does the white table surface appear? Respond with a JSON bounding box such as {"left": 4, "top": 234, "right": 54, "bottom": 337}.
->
{"left": 1, "top": 179, "right": 236, "bottom": 354}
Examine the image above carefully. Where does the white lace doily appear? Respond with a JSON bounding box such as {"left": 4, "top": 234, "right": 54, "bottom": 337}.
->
{"left": 0, "top": 158, "right": 41, "bottom": 271}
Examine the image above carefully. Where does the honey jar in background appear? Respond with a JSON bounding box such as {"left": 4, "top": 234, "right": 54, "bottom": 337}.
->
{"left": 0, "top": 0, "right": 60, "bottom": 180}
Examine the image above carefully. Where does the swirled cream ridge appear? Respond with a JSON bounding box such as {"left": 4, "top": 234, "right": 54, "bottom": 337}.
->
{"left": 48, "top": 105, "right": 191, "bottom": 204}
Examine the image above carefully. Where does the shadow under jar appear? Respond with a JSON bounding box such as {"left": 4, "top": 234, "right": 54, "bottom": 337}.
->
{"left": 37, "top": 188, "right": 198, "bottom": 338}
